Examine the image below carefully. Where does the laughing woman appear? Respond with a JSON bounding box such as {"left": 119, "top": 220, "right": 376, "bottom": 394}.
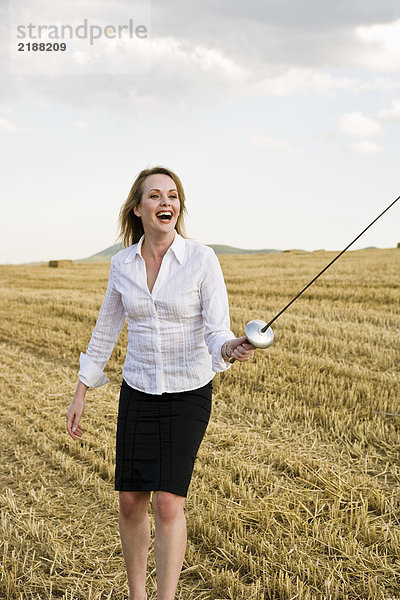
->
{"left": 66, "top": 166, "right": 255, "bottom": 600}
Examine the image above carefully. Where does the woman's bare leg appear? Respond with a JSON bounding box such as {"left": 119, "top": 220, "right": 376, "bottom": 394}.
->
{"left": 152, "top": 491, "right": 187, "bottom": 600}
{"left": 119, "top": 491, "right": 151, "bottom": 600}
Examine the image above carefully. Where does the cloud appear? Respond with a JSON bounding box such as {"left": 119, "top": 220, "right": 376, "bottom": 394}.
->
{"left": 252, "top": 68, "right": 360, "bottom": 97}
{"left": 351, "top": 140, "right": 383, "bottom": 154}
{"left": 149, "top": 37, "right": 247, "bottom": 85}
{"left": 250, "top": 136, "right": 305, "bottom": 155}
{"left": 75, "top": 120, "right": 89, "bottom": 129}
{"left": 0, "top": 117, "right": 26, "bottom": 133}
{"left": 377, "top": 99, "right": 400, "bottom": 120}
{"left": 152, "top": 1, "right": 400, "bottom": 71}
{"left": 340, "top": 111, "right": 382, "bottom": 137}
{"left": 358, "top": 77, "right": 400, "bottom": 92}
{"left": 1, "top": 47, "right": 366, "bottom": 120}
{"left": 355, "top": 19, "right": 400, "bottom": 72}
{"left": 2, "top": 1, "right": 400, "bottom": 116}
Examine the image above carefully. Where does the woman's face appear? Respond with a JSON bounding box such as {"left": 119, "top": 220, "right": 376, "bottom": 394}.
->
{"left": 134, "top": 173, "right": 181, "bottom": 236}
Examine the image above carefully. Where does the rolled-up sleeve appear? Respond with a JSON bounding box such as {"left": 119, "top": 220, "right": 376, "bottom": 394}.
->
{"left": 78, "top": 256, "right": 126, "bottom": 388}
{"left": 200, "top": 249, "right": 235, "bottom": 372}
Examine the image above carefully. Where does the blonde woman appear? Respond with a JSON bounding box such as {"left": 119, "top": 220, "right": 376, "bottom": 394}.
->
{"left": 66, "top": 166, "right": 255, "bottom": 600}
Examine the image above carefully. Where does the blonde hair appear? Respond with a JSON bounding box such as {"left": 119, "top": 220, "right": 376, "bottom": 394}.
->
{"left": 118, "top": 166, "right": 188, "bottom": 247}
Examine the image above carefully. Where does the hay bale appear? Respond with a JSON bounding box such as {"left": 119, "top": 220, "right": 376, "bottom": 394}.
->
{"left": 48, "top": 260, "right": 73, "bottom": 268}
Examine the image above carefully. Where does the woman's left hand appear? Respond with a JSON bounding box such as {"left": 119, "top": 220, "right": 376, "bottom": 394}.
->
{"left": 225, "top": 336, "right": 256, "bottom": 362}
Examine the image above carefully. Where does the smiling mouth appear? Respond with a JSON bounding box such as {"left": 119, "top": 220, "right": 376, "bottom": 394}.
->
{"left": 156, "top": 211, "right": 173, "bottom": 222}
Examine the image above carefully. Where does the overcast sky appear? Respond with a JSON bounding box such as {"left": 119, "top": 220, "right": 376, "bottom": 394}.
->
{"left": 1, "top": 0, "right": 400, "bottom": 264}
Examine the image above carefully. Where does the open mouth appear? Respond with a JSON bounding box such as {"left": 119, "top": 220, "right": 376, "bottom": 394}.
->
{"left": 156, "top": 211, "right": 173, "bottom": 222}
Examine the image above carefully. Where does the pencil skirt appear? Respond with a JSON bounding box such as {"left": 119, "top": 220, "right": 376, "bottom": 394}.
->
{"left": 114, "top": 378, "right": 213, "bottom": 497}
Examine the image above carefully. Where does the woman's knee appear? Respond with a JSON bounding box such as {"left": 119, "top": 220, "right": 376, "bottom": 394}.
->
{"left": 152, "top": 491, "right": 185, "bottom": 522}
{"left": 119, "top": 491, "right": 150, "bottom": 519}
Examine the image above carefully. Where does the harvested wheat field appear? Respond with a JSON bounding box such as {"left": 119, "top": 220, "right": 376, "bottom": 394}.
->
{"left": 1, "top": 248, "right": 399, "bottom": 600}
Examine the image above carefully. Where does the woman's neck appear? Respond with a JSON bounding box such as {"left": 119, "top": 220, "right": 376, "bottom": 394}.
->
{"left": 141, "top": 230, "right": 176, "bottom": 261}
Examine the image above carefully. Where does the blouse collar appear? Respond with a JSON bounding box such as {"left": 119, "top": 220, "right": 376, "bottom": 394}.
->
{"left": 124, "top": 231, "right": 185, "bottom": 264}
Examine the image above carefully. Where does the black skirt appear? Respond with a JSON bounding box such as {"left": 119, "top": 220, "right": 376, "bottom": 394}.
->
{"left": 115, "top": 378, "right": 213, "bottom": 497}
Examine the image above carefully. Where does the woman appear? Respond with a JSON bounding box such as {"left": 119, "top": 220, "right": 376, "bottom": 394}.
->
{"left": 66, "top": 166, "right": 255, "bottom": 600}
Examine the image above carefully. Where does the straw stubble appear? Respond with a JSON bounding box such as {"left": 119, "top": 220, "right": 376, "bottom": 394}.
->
{"left": 0, "top": 248, "right": 399, "bottom": 599}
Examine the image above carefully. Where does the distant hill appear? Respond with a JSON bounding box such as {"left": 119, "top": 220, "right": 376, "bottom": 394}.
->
{"left": 80, "top": 243, "right": 124, "bottom": 262}
{"left": 208, "top": 245, "right": 281, "bottom": 255}
{"left": 78, "top": 242, "right": 282, "bottom": 262}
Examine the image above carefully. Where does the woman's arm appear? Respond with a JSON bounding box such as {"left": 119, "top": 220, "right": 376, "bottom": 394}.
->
{"left": 66, "top": 256, "right": 125, "bottom": 440}
{"left": 200, "top": 248, "right": 255, "bottom": 369}
{"left": 78, "top": 255, "right": 126, "bottom": 388}
{"left": 66, "top": 380, "right": 88, "bottom": 440}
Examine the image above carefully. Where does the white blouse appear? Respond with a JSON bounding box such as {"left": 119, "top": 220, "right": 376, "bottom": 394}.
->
{"left": 78, "top": 232, "right": 235, "bottom": 394}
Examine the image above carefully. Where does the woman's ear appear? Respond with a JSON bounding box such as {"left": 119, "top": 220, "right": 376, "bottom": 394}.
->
{"left": 133, "top": 205, "right": 141, "bottom": 218}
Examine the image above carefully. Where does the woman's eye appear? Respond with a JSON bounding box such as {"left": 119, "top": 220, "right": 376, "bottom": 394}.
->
{"left": 149, "top": 194, "right": 178, "bottom": 200}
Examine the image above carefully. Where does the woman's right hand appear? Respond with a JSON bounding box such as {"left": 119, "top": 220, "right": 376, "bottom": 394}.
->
{"left": 66, "top": 381, "right": 88, "bottom": 440}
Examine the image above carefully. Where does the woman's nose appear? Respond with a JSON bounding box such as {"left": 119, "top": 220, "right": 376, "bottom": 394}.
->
{"left": 160, "top": 194, "right": 171, "bottom": 205}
